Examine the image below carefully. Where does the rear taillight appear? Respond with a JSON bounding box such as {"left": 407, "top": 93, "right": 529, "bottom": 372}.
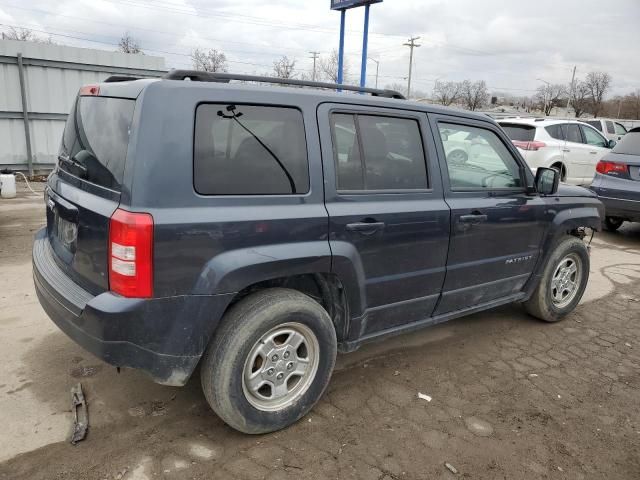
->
{"left": 108, "top": 209, "right": 153, "bottom": 298}
{"left": 512, "top": 140, "right": 547, "bottom": 151}
{"left": 79, "top": 84, "right": 100, "bottom": 96}
{"left": 596, "top": 160, "right": 628, "bottom": 175}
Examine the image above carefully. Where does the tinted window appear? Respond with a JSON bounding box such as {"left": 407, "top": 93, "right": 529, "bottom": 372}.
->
{"left": 59, "top": 96, "right": 135, "bottom": 191}
{"left": 194, "top": 104, "right": 308, "bottom": 195}
{"left": 566, "top": 124, "right": 583, "bottom": 143}
{"left": 612, "top": 130, "right": 640, "bottom": 155}
{"left": 581, "top": 126, "right": 607, "bottom": 147}
{"left": 614, "top": 123, "right": 627, "bottom": 135}
{"left": 439, "top": 123, "right": 522, "bottom": 190}
{"left": 545, "top": 124, "right": 566, "bottom": 140}
{"left": 499, "top": 123, "right": 535, "bottom": 141}
{"left": 332, "top": 114, "right": 363, "bottom": 190}
{"left": 330, "top": 113, "right": 428, "bottom": 191}
{"left": 606, "top": 121, "right": 615, "bottom": 134}
{"left": 585, "top": 120, "right": 602, "bottom": 131}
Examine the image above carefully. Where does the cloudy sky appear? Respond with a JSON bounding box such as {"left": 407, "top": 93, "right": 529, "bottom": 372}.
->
{"left": 1, "top": 0, "right": 638, "bottom": 97}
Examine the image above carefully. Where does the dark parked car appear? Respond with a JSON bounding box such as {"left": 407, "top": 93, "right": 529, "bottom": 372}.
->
{"left": 590, "top": 127, "right": 640, "bottom": 231}
{"left": 33, "top": 71, "right": 603, "bottom": 434}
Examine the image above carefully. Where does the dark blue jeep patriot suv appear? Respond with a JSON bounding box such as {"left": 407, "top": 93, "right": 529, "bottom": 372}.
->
{"left": 33, "top": 71, "right": 604, "bottom": 433}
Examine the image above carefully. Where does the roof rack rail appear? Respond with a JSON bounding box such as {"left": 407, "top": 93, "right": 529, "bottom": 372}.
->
{"left": 104, "top": 75, "right": 143, "bottom": 83}
{"left": 161, "top": 69, "right": 406, "bottom": 99}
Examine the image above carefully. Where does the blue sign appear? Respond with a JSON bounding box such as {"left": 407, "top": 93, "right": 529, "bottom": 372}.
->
{"left": 331, "top": 0, "right": 382, "bottom": 11}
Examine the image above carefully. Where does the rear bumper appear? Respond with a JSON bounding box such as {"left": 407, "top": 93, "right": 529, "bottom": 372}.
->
{"left": 589, "top": 190, "right": 640, "bottom": 222}
{"left": 32, "top": 228, "right": 234, "bottom": 385}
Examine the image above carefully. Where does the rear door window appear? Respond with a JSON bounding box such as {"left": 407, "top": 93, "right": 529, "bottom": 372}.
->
{"left": 194, "top": 104, "right": 309, "bottom": 195}
{"left": 499, "top": 124, "right": 535, "bottom": 141}
{"left": 330, "top": 113, "right": 428, "bottom": 191}
{"left": 565, "top": 124, "right": 583, "bottom": 143}
{"left": 59, "top": 96, "right": 135, "bottom": 191}
{"left": 585, "top": 120, "right": 602, "bottom": 131}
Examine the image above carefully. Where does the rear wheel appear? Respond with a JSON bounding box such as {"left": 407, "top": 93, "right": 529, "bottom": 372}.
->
{"left": 603, "top": 216, "right": 624, "bottom": 231}
{"left": 551, "top": 163, "right": 565, "bottom": 182}
{"left": 524, "top": 236, "right": 589, "bottom": 322}
{"left": 200, "top": 288, "right": 337, "bottom": 434}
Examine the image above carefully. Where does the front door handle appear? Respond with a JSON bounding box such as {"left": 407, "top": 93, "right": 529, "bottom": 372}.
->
{"left": 562, "top": 148, "right": 571, "bottom": 153}
{"left": 459, "top": 213, "right": 488, "bottom": 224}
{"left": 589, "top": 151, "right": 598, "bottom": 154}
{"left": 346, "top": 221, "right": 385, "bottom": 235}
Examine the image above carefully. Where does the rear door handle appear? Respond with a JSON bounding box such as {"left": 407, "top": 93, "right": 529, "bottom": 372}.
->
{"left": 346, "top": 221, "right": 385, "bottom": 235}
{"left": 589, "top": 151, "right": 598, "bottom": 154}
{"left": 459, "top": 213, "right": 488, "bottom": 224}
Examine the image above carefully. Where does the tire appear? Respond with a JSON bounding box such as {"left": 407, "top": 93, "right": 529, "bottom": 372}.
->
{"left": 551, "top": 164, "right": 565, "bottom": 182}
{"left": 603, "top": 216, "right": 624, "bottom": 232}
{"left": 200, "top": 288, "right": 337, "bottom": 434}
{"left": 448, "top": 149, "right": 468, "bottom": 164}
{"left": 524, "top": 236, "right": 590, "bottom": 322}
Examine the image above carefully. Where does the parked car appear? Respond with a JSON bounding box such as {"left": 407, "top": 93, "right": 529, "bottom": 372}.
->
{"left": 498, "top": 118, "right": 615, "bottom": 186}
{"left": 33, "top": 71, "right": 603, "bottom": 434}
{"left": 590, "top": 127, "right": 640, "bottom": 230}
{"left": 584, "top": 119, "right": 628, "bottom": 142}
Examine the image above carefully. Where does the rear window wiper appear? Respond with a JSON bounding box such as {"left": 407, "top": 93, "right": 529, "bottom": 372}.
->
{"left": 218, "top": 105, "right": 297, "bottom": 194}
{"left": 58, "top": 154, "right": 88, "bottom": 178}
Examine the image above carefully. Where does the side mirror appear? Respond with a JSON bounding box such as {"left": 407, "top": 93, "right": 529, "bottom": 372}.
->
{"left": 535, "top": 167, "right": 559, "bottom": 195}
{"left": 608, "top": 139, "right": 617, "bottom": 149}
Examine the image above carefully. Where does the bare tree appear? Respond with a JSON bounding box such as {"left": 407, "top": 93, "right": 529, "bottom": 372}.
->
{"left": 570, "top": 81, "right": 591, "bottom": 118}
{"left": 118, "top": 32, "right": 143, "bottom": 54}
{"left": 384, "top": 83, "right": 408, "bottom": 97}
{"left": 584, "top": 71, "right": 612, "bottom": 118}
{"left": 319, "top": 49, "right": 349, "bottom": 84}
{"left": 535, "top": 83, "right": 566, "bottom": 116}
{"left": 433, "top": 80, "right": 461, "bottom": 106}
{"left": 191, "top": 48, "right": 228, "bottom": 73}
{"left": 2, "top": 27, "right": 54, "bottom": 44}
{"left": 273, "top": 56, "right": 296, "bottom": 79}
{"left": 461, "top": 80, "right": 489, "bottom": 111}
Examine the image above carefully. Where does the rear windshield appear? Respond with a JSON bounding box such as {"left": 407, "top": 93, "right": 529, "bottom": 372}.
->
{"left": 59, "top": 96, "right": 135, "bottom": 191}
{"left": 499, "top": 123, "right": 535, "bottom": 142}
{"left": 612, "top": 130, "right": 640, "bottom": 155}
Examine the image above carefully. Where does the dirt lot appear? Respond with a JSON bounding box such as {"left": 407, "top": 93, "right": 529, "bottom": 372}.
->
{"left": 1, "top": 183, "right": 640, "bottom": 480}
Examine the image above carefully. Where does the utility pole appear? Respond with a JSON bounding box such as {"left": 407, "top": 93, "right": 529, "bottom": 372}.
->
{"left": 309, "top": 51, "right": 320, "bottom": 81}
{"left": 368, "top": 57, "right": 380, "bottom": 89}
{"left": 403, "top": 36, "right": 420, "bottom": 98}
{"left": 567, "top": 65, "right": 576, "bottom": 112}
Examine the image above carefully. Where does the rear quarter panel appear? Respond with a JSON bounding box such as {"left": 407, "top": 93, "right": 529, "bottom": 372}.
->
{"left": 125, "top": 82, "right": 331, "bottom": 297}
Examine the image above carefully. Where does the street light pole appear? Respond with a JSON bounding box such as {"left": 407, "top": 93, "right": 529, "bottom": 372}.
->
{"left": 403, "top": 36, "right": 420, "bottom": 98}
{"left": 367, "top": 57, "right": 380, "bottom": 89}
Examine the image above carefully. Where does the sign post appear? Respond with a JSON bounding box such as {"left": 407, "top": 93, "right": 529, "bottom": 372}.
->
{"left": 330, "top": 0, "right": 382, "bottom": 89}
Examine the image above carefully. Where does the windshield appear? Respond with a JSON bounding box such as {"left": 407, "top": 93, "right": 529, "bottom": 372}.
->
{"left": 59, "top": 96, "right": 135, "bottom": 191}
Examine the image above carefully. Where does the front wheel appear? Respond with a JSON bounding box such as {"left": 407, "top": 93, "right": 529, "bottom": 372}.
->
{"left": 603, "top": 216, "right": 624, "bottom": 231}
{"left": 200, "top": 288, "right": 337, "bottom": 434}
{"left": 524, "top": 237, "right": 590, "bottom": 322}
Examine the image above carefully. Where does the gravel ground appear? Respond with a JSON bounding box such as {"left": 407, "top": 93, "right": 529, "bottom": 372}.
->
{"left": 1, "top": 182, "right": 639, "bottom": 480}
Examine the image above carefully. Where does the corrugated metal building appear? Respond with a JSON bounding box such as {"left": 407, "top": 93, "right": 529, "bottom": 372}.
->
{"left": 0, "top": 39, "right": 166, "bottom": 173}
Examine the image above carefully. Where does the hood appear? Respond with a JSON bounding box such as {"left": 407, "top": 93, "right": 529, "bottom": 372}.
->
{"left": 553, "top": 183, "right": 597, "bottom": 198}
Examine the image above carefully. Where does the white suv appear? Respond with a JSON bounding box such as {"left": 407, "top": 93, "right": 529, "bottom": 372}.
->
{"left": 497, "top": 118, "right": 614, "bottom": 185}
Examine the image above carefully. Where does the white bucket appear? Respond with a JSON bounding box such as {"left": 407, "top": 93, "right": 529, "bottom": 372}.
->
{"left": 0, "top": 173, "right": 17, "bottom": 199}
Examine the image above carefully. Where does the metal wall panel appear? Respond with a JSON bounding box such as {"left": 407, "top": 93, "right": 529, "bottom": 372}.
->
{"left": 0, "top": 39, "right": 166, "bottom": 170}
